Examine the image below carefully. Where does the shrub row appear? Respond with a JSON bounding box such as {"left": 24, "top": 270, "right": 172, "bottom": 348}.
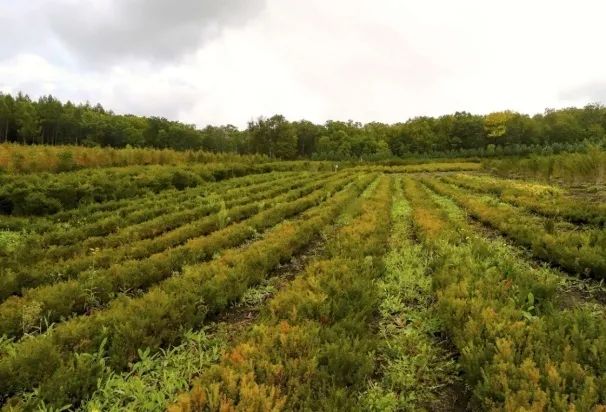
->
{"left": 37, "top": 171, "right": 303, "bottom": 246}
{"left": 0, "top": 164, "right": 212, "bottom": 215}
{"left": 3, "top": 172, "right": 310, "bottom": 267}
{"left": 0, "top": 162, "right": 318, "bottom": 216}
{"left": 482, "top": 147, "right": 606, "bottom": 185}
{"left": 359, "top": 177, "right": 458, "bottom": 410}
{"left": 0, "top": 143, "right": 269, "bottom": 174}
{"left": 45, "top": 170, "right": 298, "bottom": 225}
{"left": 0, "top": 173, "right": 329, "bottom": 302}
{"left": 49, "top": 173, "right": 314, "bottom": 257}
{"left": 422, "top": 177, "right": 606, "bottom": 279}
{"left": 0, "top": 171, "right": 301, "bottom": 248}
{"left": 444, "top": 173, "right": 606, "bottom": 226}
{"left": 82, "top": 179, "right": 386, "bottom": 411}
{"left": 403, "top": 177, "right": 606, "bottom": 410}
{"left": 0, "top": 174, "right": 305, "bottom": 288}
{"left": 0, "top": 172, "right": 305, "bottom": 277}
{"left": 0, "top": 172, "right": 301, "bottom": 254}
{"left": 0, "top": 173, "right": 355, "bottom": 338}
{"left": 170, "top": 176, "right": 392, "bottom": 411}
{"left": 349, "top": 161, "right": 481, "bottom": 174}
{"left": 0, "top": 173, "right": 374, "bottom": 409}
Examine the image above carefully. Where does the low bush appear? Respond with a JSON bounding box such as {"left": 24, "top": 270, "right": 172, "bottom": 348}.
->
{"left": 170, "top": 176, "right": 391, "bottom": 411}
{"left": 444, "top": 173, "right": 606, "bottom": 226}
{"left": 0, "top": 174, "right": 373, "bottom": 408}
{"left": 483, "top": 147, "right": 606, "bottom": 185}
{"left": 403, "top": 177, "right": 606, "bottom": 410}
{"left": 0, "top": 174, "right": 353, "bottom": 338}
{"left": 422, "top": 177, "right": 606, "bottom": 279}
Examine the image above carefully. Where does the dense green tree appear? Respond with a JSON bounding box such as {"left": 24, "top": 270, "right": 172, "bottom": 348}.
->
{"left": 442, "top": 112, "right": 486, "bottom": 150}
{"left": 0, "top": 94, "right": 15, "bottom": 143}
{"left": 248, "top": 115, "right": 297, "bottom": 159}
{"left": 543, "top": 109, "right": 585, "bottom": 144}
{"left": 57, "top": 101, "right": 82, "bottom": 145}
{"left": 37, "top": 95, "right": 63, "bottom": 145}
{"left": 0, "top": 91, "right": 605, "bottom": 159}
{"left": 292, "top": 120, "right": 322, "bottom": 157}
{"left": 15, "top": 95, "right": 40, "bottom": 144}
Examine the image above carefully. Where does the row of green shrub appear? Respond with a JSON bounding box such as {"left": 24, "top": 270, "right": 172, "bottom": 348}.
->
{"left": 1, "top": 172, "right": 310, "bottom": 271}
{"left": 0, "top": 172, "right": 373, "bottom": 409}
{"left": 45, "top": 173, "right": 314, "bottom": 260}
{"left": 422, "top": 177, "right": 606, "bottom": 279}
{"left": 0, "top": 176, "right": 209, "bottom": 233}
{"left": 403, "top": 177, "right": 606, "bottom": 410}
{"left": 444, "top": 173, "right": 606, "bottom": 226}
{"left": 0, "top": 143, "right": 270, "bottom": 174}
{"left": 0, "top": 173, "right": 354, "bottom": 339}
{"left": 83, "top": 178, "right": 388, "bottom": 411}
{"left": 349, "top": 161, "right": 480, "bottom": 174}
{"left": 359, "top": 178, "right": 458, "bottom": 410}
{"left": 170, "top": 176, "right": 392, "bottom": 411}
{"left": 45, "top": 170, "right": 298, "bottom": 226}
{"left": 0, "top": 172, "right": 305, "bottom": 278}
{"left": 0, "top": 162, "right": 326, "bottom": 216}
{"left": 0, "top": 164, "right": 221, "bottom": 216}
{"left": 482, "top": 147, "right": 606, "bottom": 185}
{"left": 34, "top": 171, "right": 302, "bottom": 247}
{"left": 81, "top": 174, "right": 457, "bottom": 411}
{"left": 0, "top": 173, "right": 304, "bottom": 283}
{"left": 0, "top": 174, "right": 327, "bottom": 303}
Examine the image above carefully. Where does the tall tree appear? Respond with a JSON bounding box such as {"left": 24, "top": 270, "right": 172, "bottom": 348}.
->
{"left": 292, "top": 120, "right": 322, "bottom": 157}
{"left": 0, "top": 95, "right": 12, "bottom": 142}
{"left": 37, "top": 95, "right": 63, "bottom": 145}
{"left": 15, "top": 96, "right": 40, "bottom": 144}
{"left": 248, "top": 115, "right": 297, "bottom": 159}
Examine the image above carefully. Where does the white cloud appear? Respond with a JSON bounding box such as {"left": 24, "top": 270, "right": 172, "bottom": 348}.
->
{"left": 0, "top": 0, "right": 605, "bottom": 127}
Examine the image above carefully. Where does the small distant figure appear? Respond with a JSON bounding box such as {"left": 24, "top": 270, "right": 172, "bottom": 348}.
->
{"left": 334, "top": 164, "right": 339, "bottom": 172}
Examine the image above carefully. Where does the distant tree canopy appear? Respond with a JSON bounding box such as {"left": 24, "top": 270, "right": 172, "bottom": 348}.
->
{"left": 1, "top": 92, "right": 605, "bottom": 159}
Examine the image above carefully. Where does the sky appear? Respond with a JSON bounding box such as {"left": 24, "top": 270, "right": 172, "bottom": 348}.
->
{"left": 1, "top": 0, "right": 605, "bottom": 128}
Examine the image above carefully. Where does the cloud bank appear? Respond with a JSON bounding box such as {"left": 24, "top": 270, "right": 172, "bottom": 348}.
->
{"left": 0, "top": 0, "right": 605, "bottom": 127}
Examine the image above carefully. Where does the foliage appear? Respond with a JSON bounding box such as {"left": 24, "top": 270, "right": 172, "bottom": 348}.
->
{"left": 0, "top": 173, "right": 371, "bottom": 408}
{"left": 0, "top": 174, "right": 353, "bottom": 339}
{"left": 403, "top": 177, "right": 606, "bottom": 410}
{"left": 444, "top": 173, "right": 606, "bottom": 226}
{"left": 170, "top": 176, "right": 392, "bottom": 411}
{"left": 359, "top": 178, "right": 458, "bottom": 411}
{"left": 422, "top": 177, "right": 606, "bottom": 279}
{"left": 2, "top": 92, "right": 606, "bottom": 161}
{"left": 1, "top": 162, "right": 605, "bottom": 411}
{"left": 81, "top": 328, "right": 226, "bottom": 412}
{"left": 0, "top": 161, "right": 332, "bottom": 216}
{"left": 483, "top": 146, "right": 606, "bottom": 185}
{"left": 0, "top": 143, "right": 269, "bottom": 174}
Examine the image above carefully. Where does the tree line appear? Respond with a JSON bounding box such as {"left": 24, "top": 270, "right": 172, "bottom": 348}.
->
{"left": 1, "top": 92, "right": 605, "bottom": 159}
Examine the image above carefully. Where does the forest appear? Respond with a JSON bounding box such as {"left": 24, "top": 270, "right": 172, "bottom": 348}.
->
{"left": 1, "top": 92, "right": 605, "bottom": 160}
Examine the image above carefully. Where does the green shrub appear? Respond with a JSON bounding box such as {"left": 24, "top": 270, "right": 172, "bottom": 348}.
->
{"left": 56, "top": 150, "right": 76, "bottom": 172}
{"left": 22, "top": 192, "right": 62, "bottom": 215}
{"left": 0, "top": 175, "right": 371, "bottom": 407}
{"left": 171, "top": 176, "right": 391, "bottom": 411}
{"left": 403, "top": 177, "right": 606, "bottom": 410}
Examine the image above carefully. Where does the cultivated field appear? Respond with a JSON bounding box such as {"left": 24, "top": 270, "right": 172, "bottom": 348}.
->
{"left": 0, "top": 158, "right": 605, "bottom": 411}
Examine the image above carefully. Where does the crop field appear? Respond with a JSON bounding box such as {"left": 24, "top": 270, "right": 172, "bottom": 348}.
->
{"left": 0, "top": 159, "right": 605, "bottom": 411}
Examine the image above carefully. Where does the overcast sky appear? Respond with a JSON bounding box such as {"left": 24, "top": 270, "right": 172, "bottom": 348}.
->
{"left": 1, "top": 0, "right": 605, "bottom": 127}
